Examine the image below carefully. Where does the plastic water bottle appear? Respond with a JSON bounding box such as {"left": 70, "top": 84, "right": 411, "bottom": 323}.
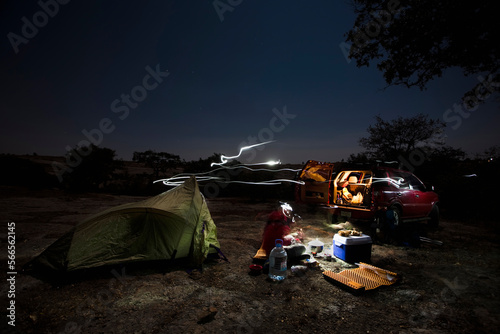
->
{"left": 268, "top": 239, "right": 287, "bottom": 281}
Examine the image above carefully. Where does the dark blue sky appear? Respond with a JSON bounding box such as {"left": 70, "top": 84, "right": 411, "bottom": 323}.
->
{"left": 1, "top": 1, "right": 498, "bottom": 164}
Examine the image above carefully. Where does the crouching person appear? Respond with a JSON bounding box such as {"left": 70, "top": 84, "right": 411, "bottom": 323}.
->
{"left": 260, "top": 211, "right": 306, "bottom": 262}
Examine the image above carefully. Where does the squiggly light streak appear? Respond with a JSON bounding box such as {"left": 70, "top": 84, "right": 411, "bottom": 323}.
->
{"left": 375, "top": 160, "right": 399, "bottom": 165}
{"left": 155, "top": 177, "right": 304, "bottom": 187}
{"left": 156, "top": 139, "right": 302, "bottom": 187}
{"left": 217, "top": 179, "right": 305, "bottom": 185}
{"left": 368, "top": 176, "right": 405, "bottom": 187}
{"left": 210, "top": 141, "right": 274, "bottom": 167}
{"left": 217, "top": 164, "right": 301, "bottom": 173}
{"left": 154, "top": 161, "right": 303, "bottom": 187}
{"left": 242, "top": 160, "right": 281, "bottom": 166}
{"left": 154, "top": 175, "right": 224, "bottom": 187}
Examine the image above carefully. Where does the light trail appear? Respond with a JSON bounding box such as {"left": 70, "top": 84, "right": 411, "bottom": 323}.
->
{"left": 240, "top": 160, "right": 281, "bottom": 166}
{"left": 155, "top": 177, "right": 304, "bottom": 187}
{"left": 210, "top": 141, "right": 274, "bottom": 167}
{"left": 155, "top": 160, "right": 303, "bottom": 187}
{"left": 216, "top": 164, "right": 301, "bottom": 173}
{"left": 214, "top": 179, "right": 305, "bottom": 185}
{"left": 154, "top": 175, "right": 224, "bottom": 187}
{"left": 154, "top": 140, "right": 305, "bottom": 187}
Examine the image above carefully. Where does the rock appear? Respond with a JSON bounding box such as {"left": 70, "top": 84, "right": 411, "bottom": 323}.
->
{"left": 396, "top": 290, "right": 422, "bottom": 301}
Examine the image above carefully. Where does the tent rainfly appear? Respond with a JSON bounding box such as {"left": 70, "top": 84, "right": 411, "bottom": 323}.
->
{"left": 24, "top": 176, "right": 221, "bottom": 274}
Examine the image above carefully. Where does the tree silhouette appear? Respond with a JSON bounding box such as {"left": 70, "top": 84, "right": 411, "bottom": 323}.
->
{"left": 64, "top": 145, "right": 123, "bottom": 191}
{"left": 132, "top": 150, "right": 181, "bottom": 178}
{"left": 182, "top": 153, "right": 224, "bottom": 174}
{"left": 345, "top": 0, "right": 499, "bottom": 105}
{"left": 359, "top": 114, "right": 445, "bottom": 161}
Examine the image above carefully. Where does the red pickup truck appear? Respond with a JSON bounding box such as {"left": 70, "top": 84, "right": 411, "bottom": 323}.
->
{"left": 295, "top": 160, "right": 439, "bottom": 226}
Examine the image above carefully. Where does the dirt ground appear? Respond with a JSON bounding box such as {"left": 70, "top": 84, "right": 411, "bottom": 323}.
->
{"left": 1, "top": 186, "right": 499, "bottom": 334}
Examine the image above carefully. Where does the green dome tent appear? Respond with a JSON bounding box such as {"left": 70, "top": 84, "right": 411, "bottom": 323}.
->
{"left": 24, "top": 176, "right": 222, "bottom": 275}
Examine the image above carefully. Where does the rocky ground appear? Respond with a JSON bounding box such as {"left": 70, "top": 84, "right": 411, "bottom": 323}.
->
{"left": 1, "top": 186, "right": 499, "bottom": 333}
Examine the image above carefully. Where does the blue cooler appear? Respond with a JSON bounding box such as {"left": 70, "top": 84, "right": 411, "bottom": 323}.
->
{"left": 333, "top": 234, "right": 372, "bottom": 263}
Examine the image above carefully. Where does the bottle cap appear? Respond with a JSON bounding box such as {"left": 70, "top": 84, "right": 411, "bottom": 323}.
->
{"left": 275, "top": 239, "right": 283, "bottom": 247}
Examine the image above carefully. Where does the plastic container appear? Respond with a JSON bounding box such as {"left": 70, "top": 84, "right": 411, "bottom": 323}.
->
{"left": 268, "top": 239, "right": 288, "bottom": 281}
{"left": 333, "top": 234, "right": 372, "bottom": 263}
{"left": 249, "top": 264, "right": 263, "bottom": 276}
{"left": 308, "top": 239, "right": 324, "bottom": 255}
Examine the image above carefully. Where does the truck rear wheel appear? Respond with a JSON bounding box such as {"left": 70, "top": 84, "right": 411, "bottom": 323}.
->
{"left": 389, "top": 206, "right": 401, "bottom": 226}
{"left": 428, "top": 205, "right": 439, "bottom": 227}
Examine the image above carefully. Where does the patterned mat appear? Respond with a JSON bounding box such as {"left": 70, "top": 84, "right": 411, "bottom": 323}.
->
{"left": 323, "top": 263, "right": 399, "bottom": 294}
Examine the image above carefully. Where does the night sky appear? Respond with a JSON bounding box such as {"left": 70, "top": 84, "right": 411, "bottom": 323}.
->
{"left": 1, "top": 1, "right": 499, "bottom": 164}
